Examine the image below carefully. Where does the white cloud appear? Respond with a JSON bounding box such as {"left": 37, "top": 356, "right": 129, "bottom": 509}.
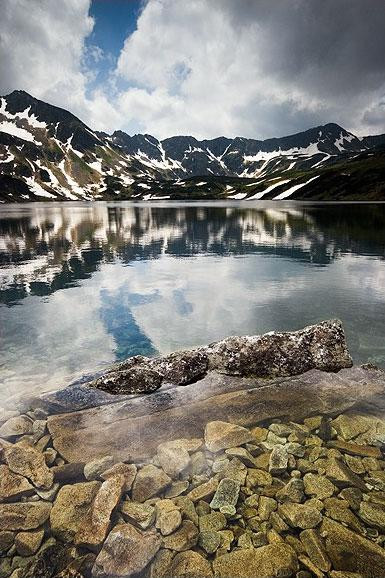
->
{"left": 1, "top": 0, "right": 385, "bottom": 138}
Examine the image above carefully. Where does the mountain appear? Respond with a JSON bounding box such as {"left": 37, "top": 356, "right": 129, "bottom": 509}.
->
{"left": 1, "top": 90, "right": 385, "bottom": 202}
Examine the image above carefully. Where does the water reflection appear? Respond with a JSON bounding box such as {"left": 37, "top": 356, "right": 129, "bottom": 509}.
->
{"left": 1, "top": 201, "right": 385, "bottom": 399}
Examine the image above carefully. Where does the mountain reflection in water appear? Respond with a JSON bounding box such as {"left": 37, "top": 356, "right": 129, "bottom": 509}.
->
{"left": 1, "top": 201, "right": 385, "bottom": 399}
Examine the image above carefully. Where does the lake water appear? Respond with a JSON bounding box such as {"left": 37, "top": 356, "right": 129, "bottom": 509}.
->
{"left": 1, "top": 201, "right": 385, "bottom": 403}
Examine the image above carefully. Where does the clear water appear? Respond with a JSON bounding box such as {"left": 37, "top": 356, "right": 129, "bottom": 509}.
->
{"left": 1, "top": 201, "right": 385, "bottom": 402}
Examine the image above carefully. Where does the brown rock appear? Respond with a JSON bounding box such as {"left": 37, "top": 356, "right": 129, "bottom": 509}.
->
{"left": 299, "top": 529, "right": 331, "bottom": 572}
{"left": 4, "top": 444, "right": 53, "bottom": 489}
{"left": 0, "top": 502, "right": 51, "bottom": 530}
{"left": 75, "top": 474, "right": 125, "bottom": 548}
{"left": 0, "top": 531, "right": 14, "bottom": 553}
{"left": 157, "top": 443, "right": 191, "bottom": 478}
{"left": 0, "top": 465, "right": 33, "bottom": 501}
{"left": 325, "top": 458, "right": 367, "bottom": 490}
{"left": 321, "top": 517, "right": 385, "bottom": 576}
{"left": 358, "top": 501, "right": 385, "bottom": 531}
{"left": 100, "top": 462, "right": 137, "bottom": 491}
{"left": 50, "top": 481, "right": 101, "bottom": 541}
{"left": 278, "top": 503, "right": 322, "bottom": 529}
{"left": 0, "top": 416, "right": 33, "bottom": 438}
{"left": 303, "top": 473, "right": 336, "bottom": 500}
{"left": 93, "top": 523, "right": 161, "bottom": 577}
{"left": 212, "top": 543, "right": 298, "bottom": 577}
{"left": 328, "top": 440, "right": 382, "bottom": 458}
{"left": 204, "top": 421, "right": 253, "bottom": 452}
{"left": 187, "top": 478, "right": 218, "bottom": 502}
{"left": 170, "top": 550, "right": 213, "bottom": 577}
{"left": 15, "top": 529, "right": 44, "bottom": 556}
{"left": 121, "top": 501, "right": 155, "bottom": 529}
{"left": 132, "top": 465, "right": 171, "bottom": 502}
{"left": 162, "top": 520, "right": 198, "bottom": 551}
{"left": 150, "top": 548, "right": 175, "bottom": 578}
{"left": 324, "top": 497, "right": 364, "bottom": 534}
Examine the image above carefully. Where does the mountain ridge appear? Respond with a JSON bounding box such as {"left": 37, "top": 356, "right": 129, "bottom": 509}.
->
{"left": 0, "top": 90, "right": 384, "bottom": 202}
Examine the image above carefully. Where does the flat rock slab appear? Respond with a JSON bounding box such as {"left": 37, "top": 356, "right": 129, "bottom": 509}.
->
{"left": 47, "top": 367, "right": 385, "bottom": 463}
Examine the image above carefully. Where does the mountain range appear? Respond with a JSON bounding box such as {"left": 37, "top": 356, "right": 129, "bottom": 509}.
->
{"left": 1, "top": 90, "right": 385, "bottom": 202}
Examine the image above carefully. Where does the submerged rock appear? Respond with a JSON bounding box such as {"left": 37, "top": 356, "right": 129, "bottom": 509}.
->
{"left": 212, "top": 543, "right": 298, "bottom": 577}
{"left": 93, "top": 523, "right": 161, "bottom": 577}
{"left": 204, "top": 421, "right": 253, "bottom": 452}
{"left": 132, "top": 465, "right": 171, "bottom": 502}
{"left": 0, "top": 503, "right": 51, "bottom": 531}
{"left": 4, "top": 444, "right": 53, "bottom": 490}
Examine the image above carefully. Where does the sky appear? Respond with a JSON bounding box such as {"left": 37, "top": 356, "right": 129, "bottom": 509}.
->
{"left": 0, "top": 0, "right": 385, "bottom": 140}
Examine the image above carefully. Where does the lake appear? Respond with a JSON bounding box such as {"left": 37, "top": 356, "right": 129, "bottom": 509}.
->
{"left": 1, "top": 201, "right": 385, "bottom": 404}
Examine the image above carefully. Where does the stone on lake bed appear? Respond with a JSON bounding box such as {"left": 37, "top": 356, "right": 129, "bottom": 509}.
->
{"left": 121, "top": 501, "right": 155, "bottom": 530}
{"left": 303, "top": 473, "right": 336, "bottom": 500}
{"left": 162, "top": 520, "right": 199, "bottom": 551}
{"left": 100, "top": 462, "right": 137, "bottom": 491}
{"left": 210, "top": 478, "right": 240, "bottom": 511}
{"left": 156, "top": 442, "right": 191, "bottom": 478}
{"left": 0, "top": 415, "right": 33, "bottom": 438}
{"left": 131, "top": 464, "right": 171, "bottom": 502}
{"left": 358, "top": 501, "right": 385, "bottom": 531}
{"left": 84, "top": 455, "right": 115, "bottom": 481}
{"left": 204, "top": 421, "right": 253, "bottom": 452}
{"left": 15, "top": 528, "right": 44, "bottom": 556}
{"left": 278, "top": 503, "right": 322, "bottom": 529}
{"left": 269, "top": 445, "right": 288, "bottom": 475}
{"left": 4, "top": 444, "right": 53, "bottom": 490}
{"left": 0, "top": 502, "right": 52, "bottom": 531}
{"left": 92, "top": 523, "right": 161, "bottom": 577}
{"left": 169, "top": 550, "right": 213, "bottom": 577}
{"left": 212, "top": 543, "right": 298, "bottom": 577}
{"left": 0, "top": 464, "right": 33, "bottom": 501}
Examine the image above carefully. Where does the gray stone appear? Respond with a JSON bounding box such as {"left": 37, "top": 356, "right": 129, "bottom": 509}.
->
{"left": 210, "top": 478, "right": 240, "bottom": 511}
{"left": 90, "top": 365, "right": 163, "bottom": 395}
{"left": 0, "top": 416, "right": 33, "bottom": 438}
{"left": 276, "top": 478, "right": 305, "bottom": 503}
{"left": 157, "top": 442, "right": 191, "bottom": 478}
{"left": 199, "top": 530, "right": 221, "bottom": 554}
{"left": 151, "top": 350, "right": 209, "bottom": 385}
{"left": 269, "top": 445, "right": 288, "bottom": 475}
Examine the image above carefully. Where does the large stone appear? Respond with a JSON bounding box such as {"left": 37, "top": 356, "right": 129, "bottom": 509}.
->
{"left": 204, "top": 421, "right": 253, "bottom": 452}
{"left": 121, "top": 501, "right": 155, "bottom": 530}
{"left": 156, "top": 443, "right": 191, "bottom": 478}
{"left": 324, "top": 497, "right": 364, "bottom": 534}
{"left": 75, "top": 474, "right": 125, "bottom": 548}
{"left": 331, "top": 414, "right": 372, "bottom": 441}
{"left": 328, "top": 440, "right": 382, "bottom": 458}
{"left": 162, "top": 520, "right": 199, "bottom": 552}
{"left": 93, "top": 523, "right": 161, "bottom": 577}
{"left": 151, "top": 350, "right": 209, "bottom": 385}
{"left": 303, "top": 473, "right": 336, "bottom": 500}
{"left": 100, "top": 462, "right": 137, "bottom": 491}
{"left": 325, "top": 458, "right": 367, "bottom": 490}
{"left": 50, "top": 481, "right": 101, "bottom": 541}
{"left": 358, "top": 501, "right": 385, "bottom": 531}
{"left": 170, "top": 550, "right": 213, "bottom": 577}
{"left": 84, "top": 455, "right": 115, "bottom": 481}
{"left": 199, "top": 512, "right": 227, "bottom": 532}
{"left": 212, "top": 543, "right": 298, "bottom": 577}
{"left": 4, "top": 444, "right": 53, "bottom": 490}
{"left": 0, "top": 531, "right": 14, "bottom": 553}
{"left": 47, "top": 366, "right": 385, "bottom": 463}
{"left": 299, "top": 529, "right": 331, "bottom": 572}
{"left": 0, "top": 503, "right": 51, "bottom": 531}
{"left": 321, "top": 517, "right": 385, "bottom": 577}
{"left": 15, "top": 529, "right": 44, "bottom": 556}
{"left": 0, "top": 465, "right": 33, "bottom": 501}
{"left": 205, "top": 319, "right": 352, "bottom": 377}
{"left": 278, "top": 503, "right": 322, "bottom": 529}
{"left": 187, "top": 478, "right": 218, "bottom": 502}
{"left": 210, "top": 478, "right": 240, "bottom": 512}
{"left": 90, "top": 365, "right": 163, "bottom": 395}
{"left": 276, "top": 478, "right": 305, "bottom": 503}
{"left": 132, "top": 465, "right": 171, "bottom": 502}
{"left": 0, "top": 416, "right": 33, "bottom": 438}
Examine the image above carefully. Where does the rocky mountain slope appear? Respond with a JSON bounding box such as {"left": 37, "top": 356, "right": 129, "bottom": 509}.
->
{"left": 1, "top": 90, "right": 385, "bottom": 202}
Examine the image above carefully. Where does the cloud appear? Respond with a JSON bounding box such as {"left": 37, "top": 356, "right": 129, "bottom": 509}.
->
{"left": 1, "top": 0, "right": 385, "bottom": 138}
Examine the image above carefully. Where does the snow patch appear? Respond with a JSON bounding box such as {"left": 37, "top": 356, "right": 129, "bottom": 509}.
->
{"left": 247, "top": 180, "right": 291, "bottom": 200}
{"left": 274, "top": 176, "right": 320, "bottom": 200}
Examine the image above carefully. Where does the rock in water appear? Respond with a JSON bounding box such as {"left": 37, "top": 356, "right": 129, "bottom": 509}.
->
{"left": 132, "top": 465, "right": 171, "bottom": 502}
{"left": 210, "top": 478, "right": 240, "bottom": 513}
{"left": 89, "top": 366, "right": 163, "bottom": 395}
{"left": 212, "top": 543, "right": 298, "bottom": 577}
{"left": 204, "top": 421, "right": 253, "bottom": 452}
{"left": 93, "top": 523, "right": 161, "bottom": 577}
{"left": 204, "top": 319, "right": 352, "bottom": 377}
{"left": 169, "top": 550, "right": 213, "bottom": 577}
{"left": 50, "top": 481, "right": 101, "bottom": 541}
{"left": 0, "top": 465, "right": 33, "bottom": 500}
{"left": 4, "top": 444, "right": 54, "bottom": 489}
{"left": 0, "top": 503, "right": 51, "bottom": 531}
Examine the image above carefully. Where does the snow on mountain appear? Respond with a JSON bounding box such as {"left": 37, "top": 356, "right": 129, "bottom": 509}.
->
{"left": 0, "top": 90, "right": 384, "bottom": 202}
